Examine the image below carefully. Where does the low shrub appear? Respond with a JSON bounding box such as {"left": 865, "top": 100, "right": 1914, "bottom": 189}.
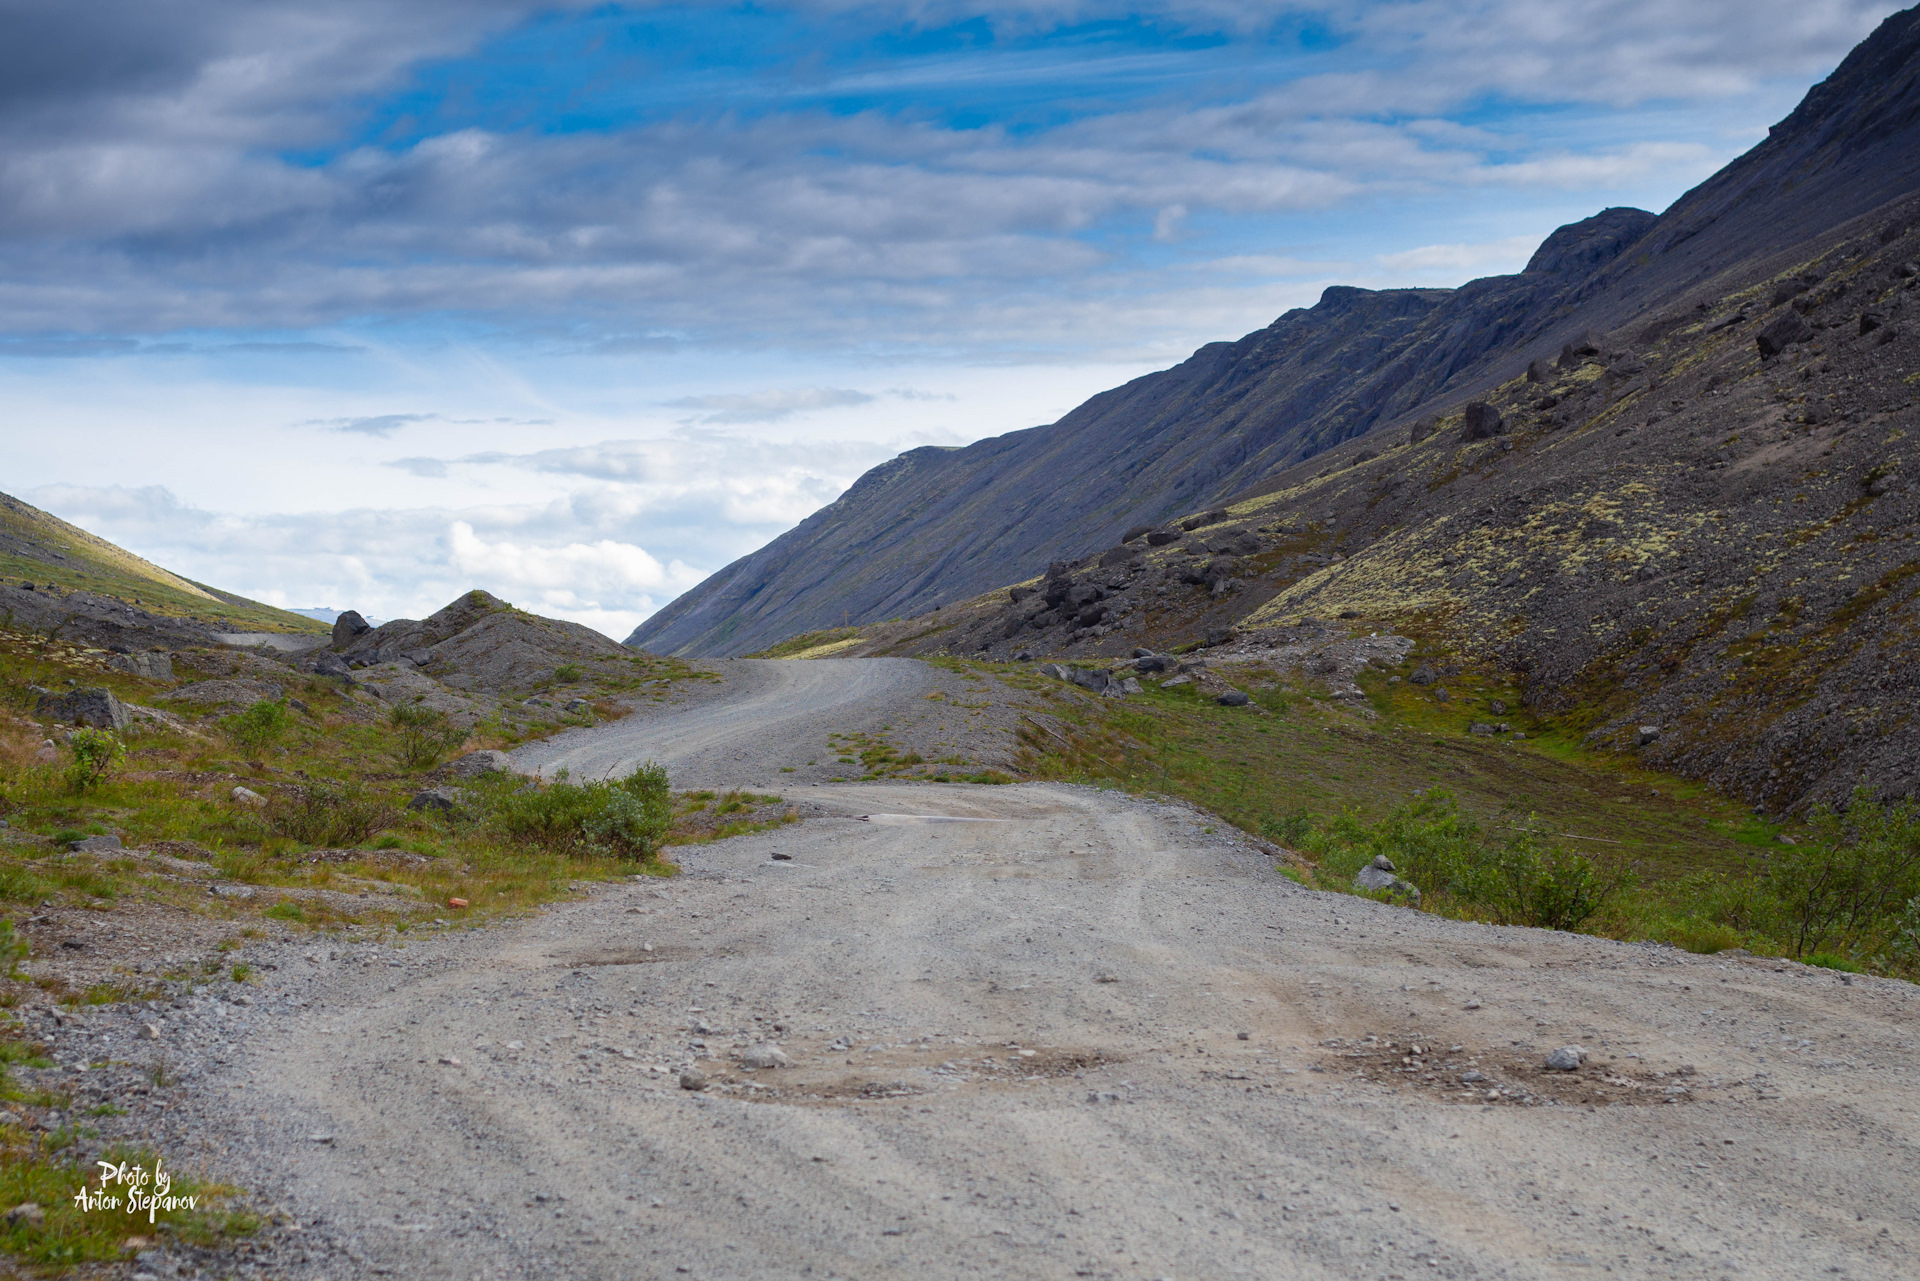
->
{"left": 270, "top": 781, "right": 396, "bottom": 847}
{"left": 389, "top": 702, "right": 467, "bottom": 770}
{"left": 482, "top": 762, "right": 672, "bottom": 861}
{"left": 219, "top": 699, "right": 290, "bottom": 754}
{"left": 1769, "top": 791, "right": 1920, "bottom": 958}
{"left": 62, "top": 729, "right": 121, "bottom": 793}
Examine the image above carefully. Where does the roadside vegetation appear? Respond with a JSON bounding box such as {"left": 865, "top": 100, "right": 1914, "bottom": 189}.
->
{"left": 974, "top": 652, "right": 1920, "bottom": 979}
{"left": 0, "top": 630, "right": 796, "bottom": 961}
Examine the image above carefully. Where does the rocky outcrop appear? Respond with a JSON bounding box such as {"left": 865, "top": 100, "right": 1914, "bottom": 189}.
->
{"left": 35, "top": 687, "right": 129, "bottom": 731}
{"left": 331, "top": 590, "right": 632, "bottom": 693}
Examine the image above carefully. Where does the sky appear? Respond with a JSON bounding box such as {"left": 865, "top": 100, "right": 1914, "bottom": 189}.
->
{"left": 2, "top": 0, "right": 1907, "bottom": 639}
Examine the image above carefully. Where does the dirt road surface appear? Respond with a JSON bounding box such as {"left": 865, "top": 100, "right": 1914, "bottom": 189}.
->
{"left": 515, "top": 658, "right": 1025, "bottom": 788}
{"left": 144, "top": 661, "right": 1916, "bottom": 1279}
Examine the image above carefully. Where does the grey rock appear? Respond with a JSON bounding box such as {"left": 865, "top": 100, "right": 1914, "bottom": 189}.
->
{"left": 1134, "top": 654, "right": 1168, "bottom": 673}
{"left": 1489, "top": 699, "right": 1508, "bottom": 715}
{"left": 678, "top": 1069, "right": 708, "bottom": 1091}
{"left": 441, "top": 750, "right": 512, "bottom": 779}
{"left": 1526, "top": 358, "right": 1551, "bottom": 383}
{"left": 1354, "top": 855, "right": 1420, "bottom": 903}
{"left": 1461, "top": 1070, "right": 1486, "bottom": 1083}
{"left": 1757, "top": 312, "right": 1813, "bottom": 357}
{"left": 34, "top": 687, "right": 128, "bottom": 732}
{"left": 1432, "top": 687, "right": 1450, "bottom": 702}
{"left": 1145, "top": 529, "right": 1183, "bottom": 546}
{"left": 69, "top": 834, "right": 123, "bottom": 853}
{"left": 1408, "top": 664, "right": 1437, "bottom": 686}
{"left": 1216, "top": 690, "right": 1251, "bottom": 707}
{"left": 331, "top": 610, "right": 371, "bottom": 648}
{"left": 1159, "top": 674, "right": 1193, "bottom": 688}
{"left": 1121, "top": 524, "right": 1155, "bottom": 543}
{"left": 1461, "top": 401, "right": 1506, "bottom": 440}
{"left": 1544, "top": 1046, "right": 1585, "bottom": 1072}
{"left": 1637, "top": 725, "right": 1662, "bottom": 746}
{"left": 740, "top": 1044, "right": 789, "bottom": 1070}
{"left": 564, "top": 698, "right": 592, "bottom": 713}
{"left": 230, "top": 786, "right": 267, "bottom": 807}
{"left": 107, "top": 651, "right": 174, "bottom": 681}
{"left": 1468, "top": 722, "right": 1495, "bottom": 735}
{"left": 309, "top": 651, "right": 352, "bottom": 678}
{"left": 408, "top": 786, "right": 467, "bottom": 813}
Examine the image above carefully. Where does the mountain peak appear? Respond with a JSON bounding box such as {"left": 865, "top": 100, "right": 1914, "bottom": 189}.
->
{"left": 1524, "top": 208, "right": 1658, "bottom": 277}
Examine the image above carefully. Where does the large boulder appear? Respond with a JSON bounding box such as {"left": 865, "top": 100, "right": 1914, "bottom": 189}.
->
{"left": 1460, "top": 402, "right": 1506, "bottom": 440}
{"left": 1354, "top": 854, "right": 1420, "bottom": 903}
{"left": 332, "top": 610, "right": 371, "bottom": 648}
{"left": 1756, "top": 312, "right": 1813, "bottom": 358}
{"left": 35, "top": 687, "right": 128, "bottom": 732}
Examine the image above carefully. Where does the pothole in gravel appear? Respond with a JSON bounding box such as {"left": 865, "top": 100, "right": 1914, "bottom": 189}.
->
{"left": 717, "top": 1045, "right": 1124, "bottom": 1106}
{"left": 853, "top": 813, "right": 1014, "bottom": 825}
{"left": 1319, "top": 1035, "right": 1700, "bottom": 1108}
{"left": 555, "top": 945, "right": 707, "bottom": 966}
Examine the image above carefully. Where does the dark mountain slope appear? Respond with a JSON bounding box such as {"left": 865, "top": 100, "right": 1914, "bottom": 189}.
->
{"left": 828, "top": 187, "right": 1920, "bottom": 813}
{"left": 632, "top": 5, "right": 1920, "bottom": 658}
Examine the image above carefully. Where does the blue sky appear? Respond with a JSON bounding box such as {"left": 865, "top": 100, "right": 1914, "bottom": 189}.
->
{"left": 1, "top": 0, "right": 1906, "bottom": 636}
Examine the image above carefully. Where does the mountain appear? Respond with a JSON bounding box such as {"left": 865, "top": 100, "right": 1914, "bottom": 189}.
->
{"left": 631, "top": 4, "right": 1920, "bottom": 661}
{"left": 0, "top": 488, "right": 327, "bottom": 647}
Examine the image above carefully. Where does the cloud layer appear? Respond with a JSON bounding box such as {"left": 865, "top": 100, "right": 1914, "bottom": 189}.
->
{"left": 0, "top": 1, "right": 1901, "bottom": 351}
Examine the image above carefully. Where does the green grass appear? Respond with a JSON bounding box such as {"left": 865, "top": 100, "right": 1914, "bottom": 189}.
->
{"left": 0, "top": 630, "right": 716, "bottom": 945}
{"left": 745, "top": 627, "right": 863, "bottom": 659}
{"left": 966, "top": 654, "right": 1920, "bottom": 978}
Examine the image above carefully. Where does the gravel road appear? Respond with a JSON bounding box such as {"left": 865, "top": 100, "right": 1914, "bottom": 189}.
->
{"left": 83, "top": 660, "right": 1918, "bottom": 1280}
{"left": 514, "top": 657, "right": 1022, "bottom": 789}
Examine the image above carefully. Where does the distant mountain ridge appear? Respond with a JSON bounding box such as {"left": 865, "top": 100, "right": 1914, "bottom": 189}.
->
{"left": 632, "top": 5, "right": 1920, "bottom": 658}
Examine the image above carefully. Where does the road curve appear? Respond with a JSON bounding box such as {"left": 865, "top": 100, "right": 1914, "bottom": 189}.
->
{"left": 513, "top": 657, "right": 941, "bottom": 788}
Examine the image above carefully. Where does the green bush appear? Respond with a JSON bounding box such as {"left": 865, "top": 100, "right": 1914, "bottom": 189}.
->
{"left": 554, "top": 663, "right": 583, "bottom": 683}
{"left": 1769, "top": 791, "right": 1920, "bottom": 957}
{"left": 219, "top": 699, "right": 290, "bottom": 753}
{"left": 583, "top": 763, "right": 673, "bottom": 860}
{"left": 483, "top": 762, "right": 672, "bottom": 861}
{"left": 270, "top": 781, "right": 396, "bottom": 847}
{"left": 389, "top": 702, "right": 467, "bottom": 770}
{"left": 1259, "top": 807, "right": 1312, "bottom": 848}
{"left": 62, "top": 729, "right": 121, "bottom": 793}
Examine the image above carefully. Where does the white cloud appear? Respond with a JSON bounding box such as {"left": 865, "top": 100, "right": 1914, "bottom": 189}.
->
{"left": 1374, "top": 235, "right": 1540, "bottom": 277}
{"left": 661, "top": 387, "right": 876, "bottom": 424}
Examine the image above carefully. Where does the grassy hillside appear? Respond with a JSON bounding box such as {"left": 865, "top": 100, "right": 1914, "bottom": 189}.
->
{"left": 0, "top": 491, "right": 325, "bottom": 633}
